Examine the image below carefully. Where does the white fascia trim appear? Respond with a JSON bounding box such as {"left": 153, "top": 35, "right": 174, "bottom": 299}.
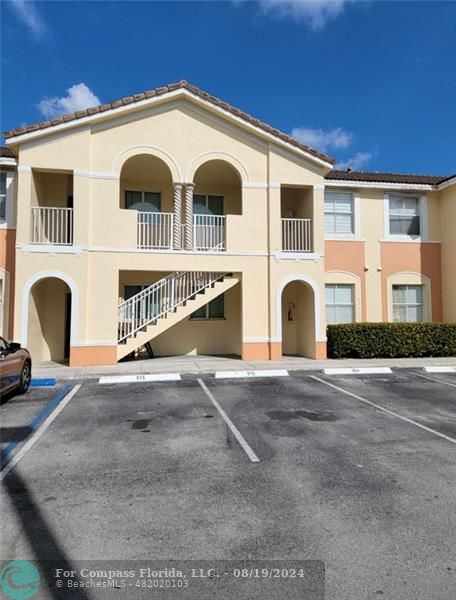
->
{"left": 88, "top": 246, "right": 268, "bottom": 256}
{"left": 74, "top": 170, "right": 119, "bottom": 180}
{"left": 242, "top": 183, "right": 280, "bottom": 190}
{"left": 0, "top": 157, "right": 17, "bottom": 167}
{"left": 6, "top": 89, "right": 333, "bottom": 169}
{"left": 437, "top": 176, "right": 456, "bottom": 190}
{"left": 17, "top": 165, "right": 32, "bottom": 173}
{"left": 19, "top": 244, "right": 85, "bottom": 254}
{"left": 274, "top": 251, "right": 323, "bottom": 261}
{"left": 325, "top": 179, "right": 435, "bottom": 192}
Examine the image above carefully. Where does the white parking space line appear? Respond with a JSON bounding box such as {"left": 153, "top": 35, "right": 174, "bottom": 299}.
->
{"left": 311, "top": 376, "right": 456, "bottom": 447}
{"left": 323, "top": 367, "right": 392, "bottom": 375}
{"left": 411, "top": 371, "right": 456, "bottom": 389}
{"left": 197, "top": 378, "right": 260, "bottom": 463}
{"left": 99, "top": 373, "right": 181, "bottom": 384}
{"left": 0, "top": 384, "right": 82, "bottom": 481}
{"left": 424, "top": 366, "right": 456, "bottom": 373}
{"left": 215, "top": 369, "right": 289, "bottom": 380}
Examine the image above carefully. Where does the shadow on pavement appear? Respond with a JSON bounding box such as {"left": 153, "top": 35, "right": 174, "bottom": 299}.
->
{"left": 2, "top": 469, "right": 92, "bottom": 599}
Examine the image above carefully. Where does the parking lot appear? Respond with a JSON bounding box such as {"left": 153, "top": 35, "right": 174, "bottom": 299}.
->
{"left": 1, "top": 368, "right": 456, "bottom": 599}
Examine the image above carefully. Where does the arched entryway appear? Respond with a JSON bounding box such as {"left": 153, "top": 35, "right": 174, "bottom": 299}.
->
{"left": 278, "top": 276, "right": 320, "bottom": 359}
{"left": 25, "top": 276, "right": 73, "bottom": 363}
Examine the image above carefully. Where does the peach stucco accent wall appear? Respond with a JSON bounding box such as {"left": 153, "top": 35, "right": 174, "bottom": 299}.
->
{"left": 380, "top": 242, "right": 442, "bottom": 322}
{"left": 69, "top": 346, "right": 118, "bottom": 367}
{"left": 0, "top": 228, "right": 16, "bottom": 337}
{"left": 325, "top": 241, "right": 366, "bottom": 320}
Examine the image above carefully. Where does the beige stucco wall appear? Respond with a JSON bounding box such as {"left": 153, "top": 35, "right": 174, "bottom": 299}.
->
{"left": 12, "top": 93, "right": 451, "bottom": 366}
{"left": 13, "top": 97, "right": 329, "bottom": 364}
{"left": 151, "top": 283, "right": 241, "bottom": 356}
{"left": 440, "top": 183, "right": 456, "bottom": 321}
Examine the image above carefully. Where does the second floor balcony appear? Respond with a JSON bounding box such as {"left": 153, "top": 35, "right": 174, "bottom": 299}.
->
{"left": 137, "top": 212, "right": 225, "bottom": 251}
{"left": 26, "top": 162, "right": 315, "bottom": 254}
{"left": 31, "top": 206, "right": 74, "bottom": 246}
{"left": 29, "top": 207, "right": 314, "bottom": 253}
{"left": 281, "top": 217, "right": 312, "bottom": 253}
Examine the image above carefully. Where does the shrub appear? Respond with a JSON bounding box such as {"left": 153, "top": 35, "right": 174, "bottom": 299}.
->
{"left": 326, "top": 322, "right": 456, "bottom": 359}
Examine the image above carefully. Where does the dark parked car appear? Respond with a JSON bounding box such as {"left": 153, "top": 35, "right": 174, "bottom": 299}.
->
{"left": 0, "top": 337, "right": 32, "bottom": 397}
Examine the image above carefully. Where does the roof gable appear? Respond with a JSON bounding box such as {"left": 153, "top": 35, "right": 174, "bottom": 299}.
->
{"left": 3, "top": 80, "right": 334, "bottom": 167}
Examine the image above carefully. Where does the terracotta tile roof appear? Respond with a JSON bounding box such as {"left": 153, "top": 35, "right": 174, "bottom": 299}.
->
{"left": 3, "top": 80, "right": 334, "bottom": 164}
{"left": 325, "top": 169, "right": 454, "bottom": 186}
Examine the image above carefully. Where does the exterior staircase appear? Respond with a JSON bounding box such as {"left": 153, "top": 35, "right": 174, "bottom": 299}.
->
{"left": 117, "top": 271, "right": 239, "bottom": 360}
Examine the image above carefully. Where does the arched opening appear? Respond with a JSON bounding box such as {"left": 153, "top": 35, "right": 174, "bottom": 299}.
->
{"left": 191, "top": 160, "right": 242, "bottom": 251}
{"left": 120, "top": 154, "right": 175, "bottom": 250}
{"left": 27, "top": 277, "right": 72, "bottom": 363}
{"left": 281, "top": 280, "right": 316, "bottom": 358}
{"left": 120, "top": 154, "right": 174, "bottom": 212}
{"left": 193, "top": 159, "right": 242, "bottom": 216}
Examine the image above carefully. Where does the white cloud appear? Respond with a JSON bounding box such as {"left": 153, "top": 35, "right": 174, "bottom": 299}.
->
{"left": 38, "top": 83, "right": 100, "bottom": 118}
{"left": 291, "top": 126, "right": 353, "bottom": 152}
{"left": 10, "top": 0, "right": 46, "bottom": 37}
{"left": 335, "top": 152, "right": 373, "bottom": 171}
{"left": 255, "top": 0, "right": 349, "bottom": 31}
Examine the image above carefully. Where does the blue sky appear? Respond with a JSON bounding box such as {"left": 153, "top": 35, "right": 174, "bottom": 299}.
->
{"left": 1, "top": 0, "right": 455, "bottom": 174}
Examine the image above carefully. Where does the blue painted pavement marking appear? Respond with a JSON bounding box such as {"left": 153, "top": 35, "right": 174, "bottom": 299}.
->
{"left": 30, "top": 378, "right": 56, "bottom": 387}
{"left": 0, "top": 384, "right": 73, "bottom": 465}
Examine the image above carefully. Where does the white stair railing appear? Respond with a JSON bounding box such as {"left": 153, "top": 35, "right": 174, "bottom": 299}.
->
{"left": 281, "top": 218, "right": 312, "bottom": 252}
{"left": 137, "top": 212, "right": 174, "bottom": 249}
{"left": 118, "top": 271, "right": 226, "bottom": 343}
{"left": 31, "top": 207, "right": 73, "bottom": 245}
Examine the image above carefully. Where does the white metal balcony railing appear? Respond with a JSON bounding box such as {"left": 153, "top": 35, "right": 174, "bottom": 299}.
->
{"left": 137, "top": 212, "right": 225, "bottom": 251}
{"left": 137, "top": 212, "right": 174, "bottom": 249}
{"left": 118, "top": 270, "right": 226, "bottom": 342}
{"left": 192, "top": 214, "right": 225, "bottom": 251}
{"left": 281, "top": 218, "right": 312, "bottom": 252}
{"left": 31, "top": 207, "right": 73, "bottom": 245}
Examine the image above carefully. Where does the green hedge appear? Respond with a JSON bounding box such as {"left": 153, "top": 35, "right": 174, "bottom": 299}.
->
{"left": 327, "top": 322, "right": 456, "bottom": 359}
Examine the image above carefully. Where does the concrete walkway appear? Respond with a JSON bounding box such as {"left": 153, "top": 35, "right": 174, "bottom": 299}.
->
{"left": 32, "top": 354, "right": 456, "bottom": 380}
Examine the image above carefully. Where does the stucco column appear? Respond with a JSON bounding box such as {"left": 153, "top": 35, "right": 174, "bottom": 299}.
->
{"left": 312, "top": 184, "right": 325, "bottom": 255}
{"left": 172, "top": 183, "right": 183, "bottom": 249}
{"left": 184, "top": 183, "right": 194, "bottom": 249}
{"left": 73, "top": 171, "right": 90, "bottom": 247}
{"left": 15, "top": 166, "right": 33, "bottom": 245}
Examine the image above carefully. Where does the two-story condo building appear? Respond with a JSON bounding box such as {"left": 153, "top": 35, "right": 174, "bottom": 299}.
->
{"left": 1, "top": 81, "right": 455, "bottom": 366}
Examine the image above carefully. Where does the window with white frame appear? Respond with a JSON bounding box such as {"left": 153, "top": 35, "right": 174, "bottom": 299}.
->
{"left": 389, "top": 195, "right": 420, "bottom": 236}
{"left": 0, "top": 172, "right": 6, "bottom": 222}
{"left": 324, "top": 191, "right": 354, "bottom": 234}
{"left": 392, "top": 285, "right": 424, "bottom": 322}
{"left": 325, "top": 284, "right": 355, "bottom": 324}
